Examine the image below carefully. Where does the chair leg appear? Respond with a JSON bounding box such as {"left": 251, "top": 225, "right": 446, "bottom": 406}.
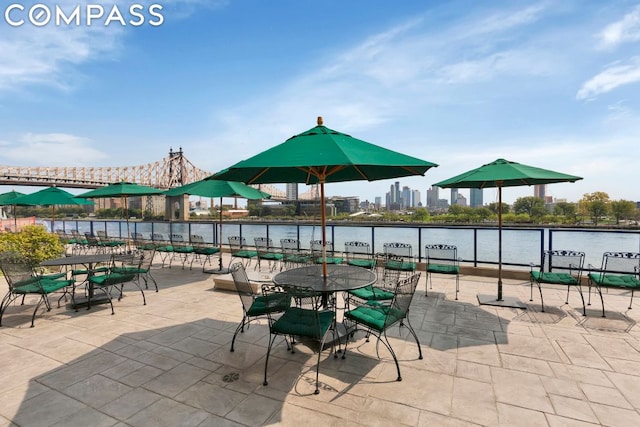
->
{"left": 629, "top": 289, "right": 634, "bottom": 310}
{"left": 380, "top": 330, "right": 402, "bottom": 381}
{"left": 597, "top": 286, "right": 606, "bottom": 317}
{"left": 537, "top": 283, "right": 545, "bottom": 313}
{"left": 263, "top": 333, "right": 278, "bottom": 386}
{"left": 403, "top": 314, "right": 423, "bottom": 361}
{"left": 455, "top": 275, "right": 459, "bottom": 300}
{"left": 230, "top": 315, "right": 247, "bottom": 352}
{"left": 30, "top": 296, "right": 46, "bottom": 327}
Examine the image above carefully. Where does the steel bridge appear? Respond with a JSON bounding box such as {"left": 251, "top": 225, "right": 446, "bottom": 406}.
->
{"left": 0, "top": 148, "right": 317, "bottom": 201}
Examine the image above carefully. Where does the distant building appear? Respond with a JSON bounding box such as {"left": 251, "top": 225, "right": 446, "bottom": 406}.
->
{"left": 374, "top": 196, "right": 382, "bottom": 210}
{"left": 411, "top": 189, "right": 421, "bottom": 207}
{"left": 470, "top": 188, "right": 483, "bottom": 208}
{"left": 455, "top": 193, "right": 467, "bottom": 207}
{"left": 451, "top": 188, "right": 459, "bottom": 205}
{"left": 534, "top": 184, "right": 546, "bottom": 200}
{"left": 427, "top": 186, "right": 439, "bottom": 208}
{"left": 330, "top": 196, "right": 360, "bottom": 214}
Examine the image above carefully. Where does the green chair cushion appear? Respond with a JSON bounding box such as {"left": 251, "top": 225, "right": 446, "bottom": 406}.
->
{"left": 344, "top": 305, "right": 405, "bottom": 332}
{"left": 347, "top": 259, "right": 376, "bottom": 269}
{"left": 246, "top": 293, "right": 290, "bottom": 316}
{"left": 233, "top": 250, "right": 258, "bottom": 258}
{"left": 427, "top": 264, "right": 459, "bottom": 274}
{"left": 314, "top": 257, "right": 343, "bottom": 265}
{"left": 588, "top": 273, "right": 640, "bottom": 288}
{"left": 174, "top": 246, "right": 195, "bottom": 253}
{"left": 531, "top": 271, "right": 578, "bottom": 285}
{"left": 260, "top": 253, "right": 283, "bottom": 261}
{"left": 14, "top": 279, "right": 74, "bottom": 295}
{"left": 72, "top": 266, "right": 109, "bottom": 276}
{"left": 385, "top": 259, "right": 416, "bottom": 271}
{"left": 156, "top": 245, "right": 174, "bottom": 252}
{"left": 271, "top": 307, "right": 334, "bottom": 339}
{"left": 89, "top": 273, "right": 135, "bottom": 287}
{"left": 348, "top": 285, "right": 394, "bottom": 301}
{"left": 194, "top": 247, "right": 220, "bottom": 255}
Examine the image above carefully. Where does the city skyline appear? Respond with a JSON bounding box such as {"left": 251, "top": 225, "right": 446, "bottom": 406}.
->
{"left": 1, "top": 2, "right": 639, "bottom": 205}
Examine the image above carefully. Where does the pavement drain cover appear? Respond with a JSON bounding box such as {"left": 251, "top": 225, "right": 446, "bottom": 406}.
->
{"left": 222, "top": 372, "right": 240, "bottom": 383}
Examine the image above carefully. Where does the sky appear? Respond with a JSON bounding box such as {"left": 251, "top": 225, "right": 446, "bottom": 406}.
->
{"left": 1, "top": 0, "right": 640, "bottom": 206}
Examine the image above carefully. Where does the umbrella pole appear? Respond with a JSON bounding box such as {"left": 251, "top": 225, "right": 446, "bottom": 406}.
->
{"left": 13, "top": 204, "right": 17, "bottom": 232}
{"left": 320, "top": 181, "right": 328, "bottom": 278}
{"left": 51, "top": 205, "right": 55, "bottom": 232}
{"left": 497, "top": 185, "right": 503, "bottom": 301}
{"left": 219, "top": 196, "right": 223, "bottom": 270}
{"left": 125, "top": 196, "right": 131, "bottom": 253}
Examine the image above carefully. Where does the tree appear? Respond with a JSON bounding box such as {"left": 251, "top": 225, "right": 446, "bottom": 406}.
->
{"left": 578, "top": 192, "right": 610, "bottom": 225}
{"left": 410, "top": 207, "right": 430, "bottom": 222}
{"left": 487, "top": 202, "right": 510, "bottom": 215}
{"left": 610, "top": 200, "right": 637, "bottom": 224}
{"left": 513, "top": 197, "right": 547, "bottom": 218}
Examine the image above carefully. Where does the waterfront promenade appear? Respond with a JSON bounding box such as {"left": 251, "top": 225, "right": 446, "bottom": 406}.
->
{"left": 1, "top": 253, "right": 639, "bottom": 426}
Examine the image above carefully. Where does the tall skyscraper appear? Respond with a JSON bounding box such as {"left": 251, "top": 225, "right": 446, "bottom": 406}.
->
{"left": 412, "top": 189, "right": 421, "bottom": 207}
{"left": 286, "top": 183, "right": 298, "bottom": 200}
{"left": 427, "top": 186, "right": 439, "bottom": 208}
{"left": 534, "top": 184, "right": 546, "bottom": 200}
{"left": 402, "top": 186, "right": 411, "bottom": 209}
{"left": 451, "top": 188, "right": 459, "bottom": 205}
{"left": 470, "top": 188, "right": 483, "bottom": 208}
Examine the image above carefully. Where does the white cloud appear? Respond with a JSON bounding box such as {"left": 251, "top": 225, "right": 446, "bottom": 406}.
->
{"left": 2, "top": 133, "right": 108, "bottom": 166}
{"left": 576, "top": 56, "right": 640, "bottom": 100}
{"left": 598, "top": 5, "right": 640, "bottom": 49}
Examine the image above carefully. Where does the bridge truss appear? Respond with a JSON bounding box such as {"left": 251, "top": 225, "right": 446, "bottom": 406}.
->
{"left": 0, "top": 148, "right": 316, "bottom": 201}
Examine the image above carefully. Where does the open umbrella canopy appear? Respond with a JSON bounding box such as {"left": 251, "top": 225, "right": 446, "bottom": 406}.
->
{"left": 433, "top": 158, "right": 582, "bottom": 308}
{"left": 210, "top": 117, "right": 438, "bottom": 277}
{"left": 163, "top": 179, "right": 270, "bottom": 199}
{"left": 0, "top": 190, "right": 26, "bottom": 206}
{"left": 12, "top": 187, "right": 94, "bottom": 206}
{"left": 76, "top": 181, "right": 164, "bottom": 199}
{"left": 210, "top": 117, "right": 438, "bottom": 185}
{"left": 433, "top": 158, "right": 583, "bottom": 189}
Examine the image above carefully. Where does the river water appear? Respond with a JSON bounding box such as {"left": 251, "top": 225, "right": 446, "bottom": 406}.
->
{"left": 49, "top": 220, "right": 640, "bottom": 271}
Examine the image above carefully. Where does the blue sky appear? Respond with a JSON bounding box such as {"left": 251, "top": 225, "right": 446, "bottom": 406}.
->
{"left": 1, "top": 0, "right": 639, "bottom": 206}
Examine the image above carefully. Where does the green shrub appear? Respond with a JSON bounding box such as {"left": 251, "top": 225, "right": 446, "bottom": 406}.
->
{"left": 0, "top": 225, "right": 65, "bottom": 266}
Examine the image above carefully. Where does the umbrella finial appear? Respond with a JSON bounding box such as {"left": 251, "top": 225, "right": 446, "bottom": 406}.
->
{"left": 317, "top": 116, "right": 323, "bottom": 126}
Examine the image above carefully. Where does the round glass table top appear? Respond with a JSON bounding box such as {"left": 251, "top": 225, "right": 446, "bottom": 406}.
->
{"left": 273, "top": 264, "right": 376, "bottom": 293}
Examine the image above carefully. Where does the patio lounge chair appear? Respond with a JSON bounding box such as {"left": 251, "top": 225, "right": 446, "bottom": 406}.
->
{"left": 588, "top": 251, "right": 640, "bottom": 317}
{"left": 530, "top": 250, "right": 585, "bottom": 314}
{"left": 343, "top": 273, "right": 423, "bottom": 382}
{"left": 254, "top": 237, "right": 284, "bottom": 272}
{"left": 0, "top": 253, "right": 75, "bottom": 327}
{"left": 383, "top": 242, "right": 416, "bottom": 277}
{"left": 425, "top": 244, "right": 461, "bottom": 300}
{"left": 229, "top": 262, "right": 290, "bottom": 352}
{"left": 262, "top": 283, "right": 337, "bottom": 394}
{"left": 228, "top": 236, "right": 258, "bottom": 269}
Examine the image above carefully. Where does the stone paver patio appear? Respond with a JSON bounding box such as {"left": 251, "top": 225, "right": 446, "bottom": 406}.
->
{"left": 1, "top": 253, "right": 639, "bottom": 426}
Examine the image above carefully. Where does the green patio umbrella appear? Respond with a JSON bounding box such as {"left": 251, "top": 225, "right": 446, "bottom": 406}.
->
{"left": 0, "top": 190, "right": 26, "bottom": 231}
{"left": 434, "top": 158, "right": 583, "bottom": 308}
{"left": 210, "top": 116, "right": 438, "bottom": 277}
{"left": 76, "top": 182, "right": 165, "bottom": 250}
{"left": 164, "top": 180, "right": 271, "bottom": 272}
{"left": 12, "top": 187, "right": 94, "bottom": 231}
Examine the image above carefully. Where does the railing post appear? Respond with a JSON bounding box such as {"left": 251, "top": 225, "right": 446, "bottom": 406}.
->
{"left": 473, "top": 228, "right": 478, "bottom": 267}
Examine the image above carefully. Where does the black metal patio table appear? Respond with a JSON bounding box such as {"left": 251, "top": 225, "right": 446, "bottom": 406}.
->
{"left": 273, "top": 264, "right": 376, "bottom": 294}
{"left": 41, "top": 254, "right": 122, "bottom": 309}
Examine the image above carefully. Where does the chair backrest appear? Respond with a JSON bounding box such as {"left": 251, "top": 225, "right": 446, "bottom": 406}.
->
{"left": 0, "top": 253, "right": 35, "bottom": 289}
{"left": 254, "top": 237, "right": 273, "bottom": 249}
{"left": 230, "top": 262, "right": 256, "bottom": 311}
{"left": 139, "top": 249, "right": 156, "bottom": 270}
{"left": 96, "top": 230, "right": 108, "bottom": 240}
{"left": 345, "top": 241, "right": 371, "bottom": 255}
{"left": 384, "top": 242, "right": 412, "bottom": 258}
{"left": 600, "top": 252, "right": 640, "bottom": 275}
{"left": 190, "top": 234, "right": 206, "bottom": 245}
{"left": 378, "top": 255, "right": 403, "bottom": 290}
{"left": 310, "top": 240, "right": 334, "bottom": 252}
{"left": 280, "top": 238, "right": 300, "bottom": 251}
{"left": 425, "top": 244, "right": 458, "bottom": 266}
{"left": 543, "top": 250, "right": 585, "bottom": 277}
{"left": 151, "top": 233, "right": 167, "bottom": 243}
{"left": 386, "top": 273, "right": 421, "bottom": 329}
{"left": 170, "top": 234, "right": 185, "bottom": 244}
{"left": 228, "top": 236, "right": 248, "bottom": 249}
{"left": 84, "top": 232, "right": 100, "bottom": 245}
